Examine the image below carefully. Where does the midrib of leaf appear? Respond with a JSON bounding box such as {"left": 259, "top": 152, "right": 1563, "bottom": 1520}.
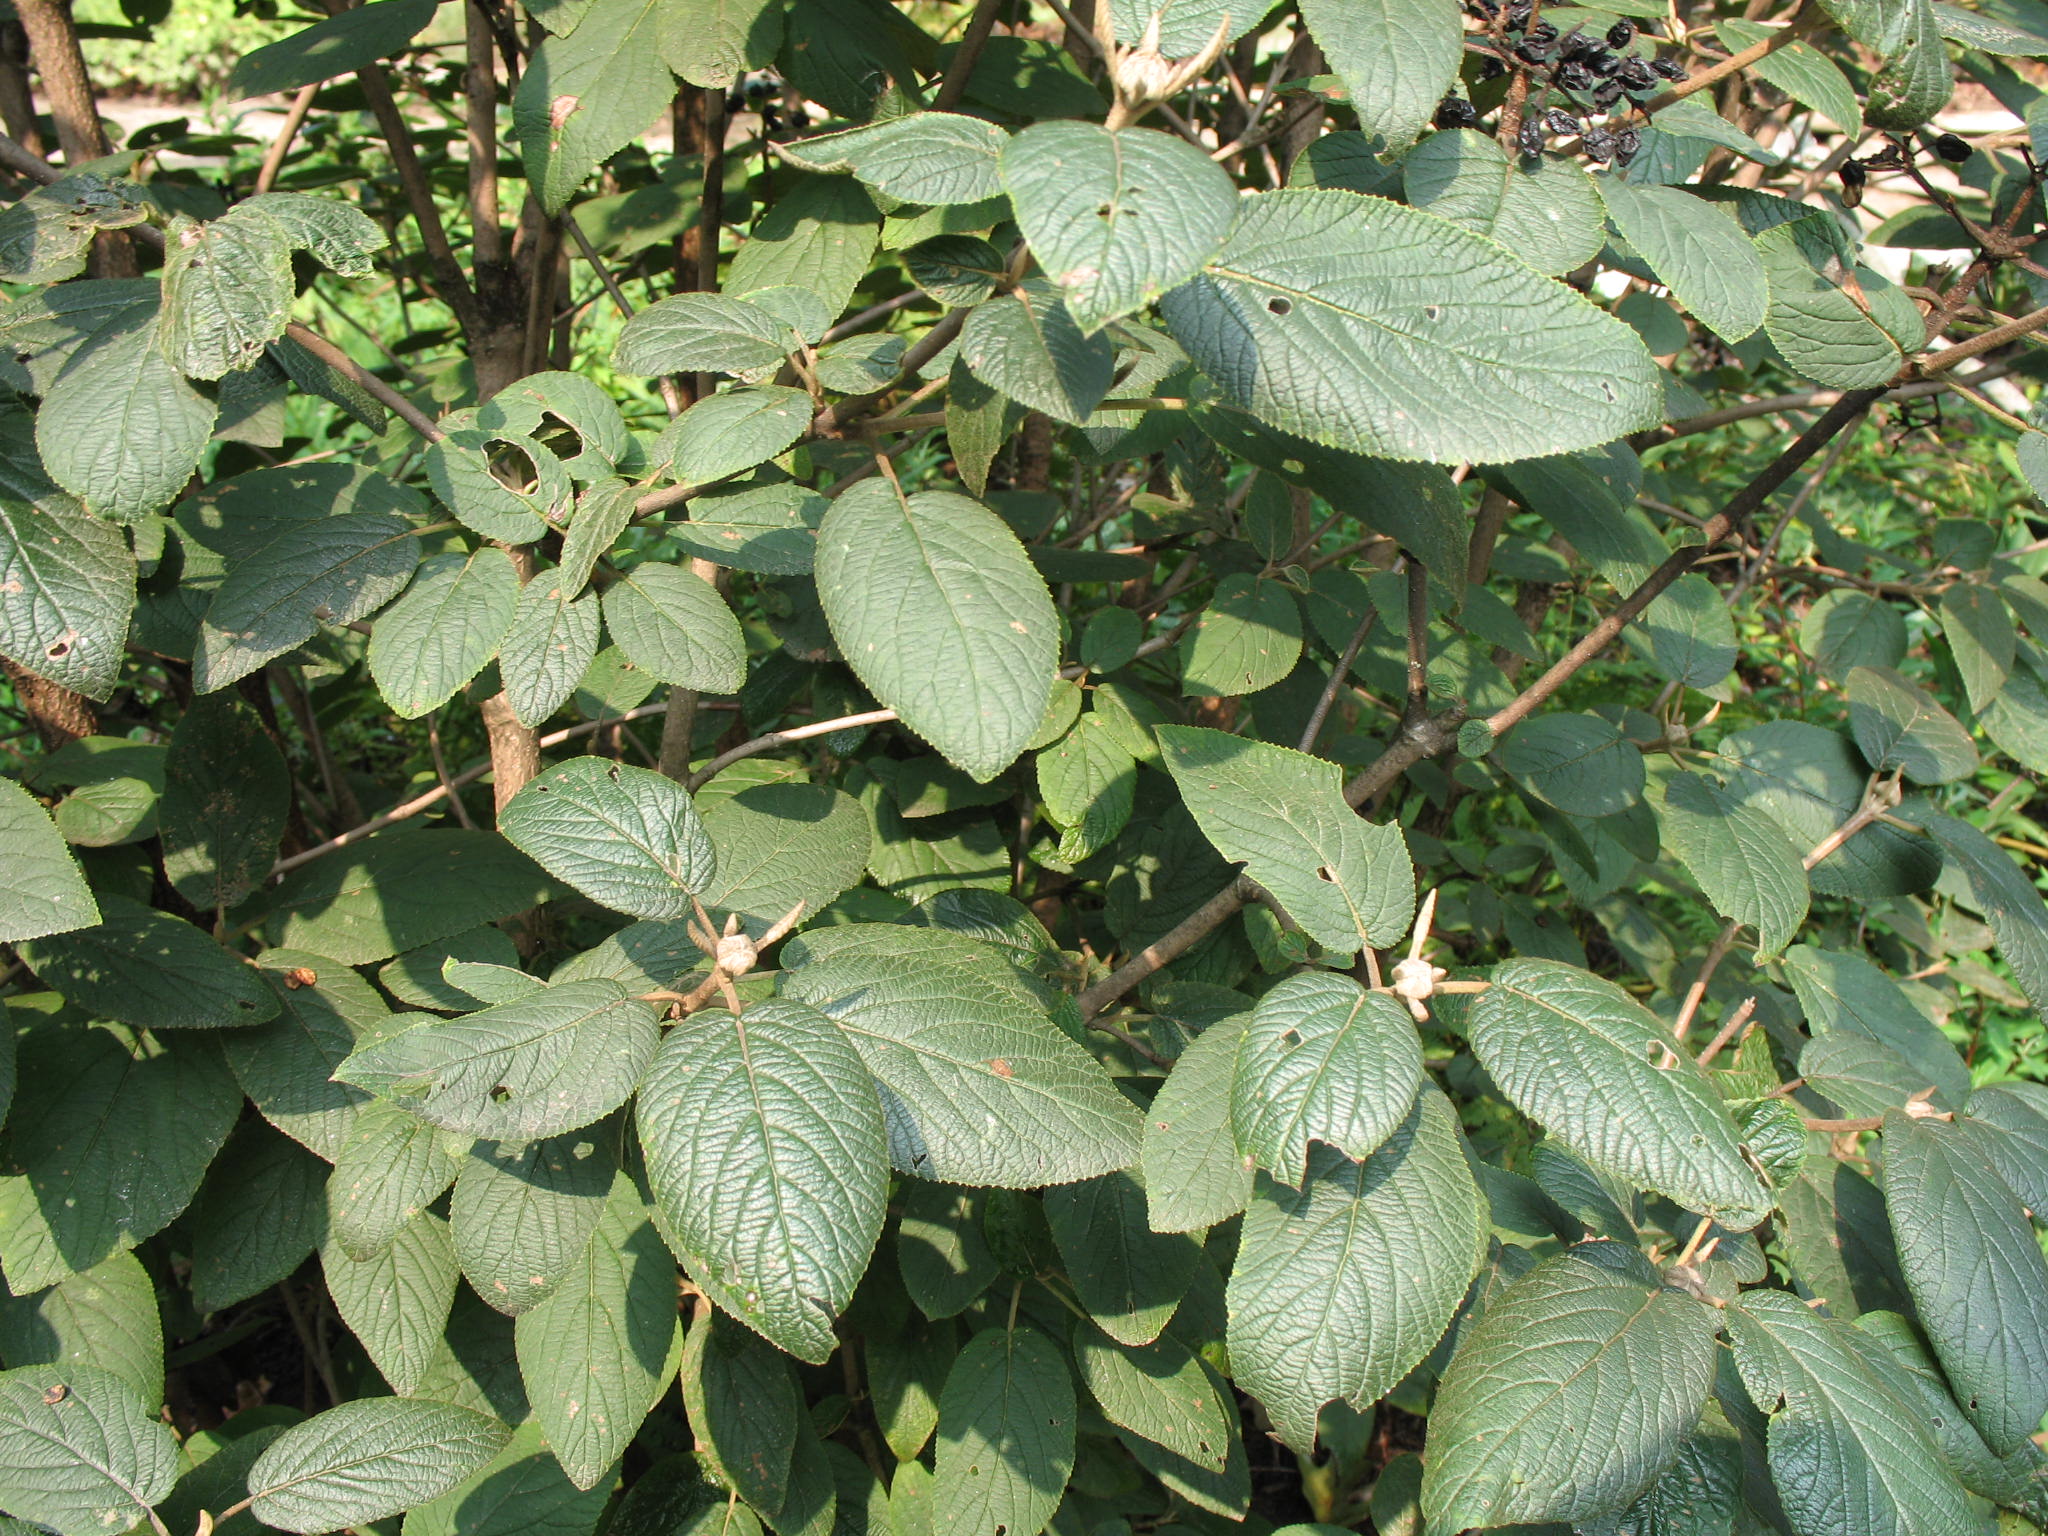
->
{"left": 1445, "top": 1286, "right": 1664, "bottom": 1504}
{"left": 255, "top": 1429, "right": 449, "bottom": 1498}
{"left": 229, "top": 521, "right": 417, "bottom": 624}
{"left": 1, "top": 1398, "right": 156, "bottom": 1510}
{"left": 389, "top": 995, "right": 626, "bottom": 1075}
{"left": 1262, "top": 993, "right": 1369, "bottom": 1153}
{"left": 733, "top": 1017, "right": 806, "bottom": 1298}
{"left": 554, "top": 792, "right": 689, "bottom": 884}
{"left": 830, "top": 1010, "right": 1092, "bottom": 1120}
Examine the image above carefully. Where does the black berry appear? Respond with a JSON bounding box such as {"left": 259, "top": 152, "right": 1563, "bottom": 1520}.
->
{"left": 1528, "top": 20, "right": 1558, "bottom": 42}
{"left": 1592, "top": 78, "right": 1625, "bottom": 109}
{"left": 1434, "top": 95, "right": 1479, "bottom": 129}
{"left": 1588, "top": 49, "right": 1623, "bottom": 77}
{"left": 1582, "top": 126, "right": 1616, "bottom": 162}
{"left": 1556, "top": 60, "right": 1594, "bottom": 91}
{"left": 1545, "top": 108, "right": 1581, "bottom": 135}
{"left": 1839, "top": 158, "right": 1868, "bottom": 187}
{"left": 1519, "top": 118, "right": 1546, "bottom": 157}
{"left": 1650, "top": 56, "right": 1686, "bottom": 79}
{"left": 1934, "top": 133, "right": 1973, "bottom": 163}
{"left": 1616, "top": 57, "right": 1656, "bottom": 89}
{"left": 1614, "top": 126, "right": 1642, "bottom": 166}
{"left": 1606, "top": 18, "right": 1636, "bottom": 47}
{"left": 1559, "top": 29, "right": 1596, "bottom": 58}
{"left": 1515, "top": 37, "right": 1554, "bottom": 61}
{"left": 1480, "top": 53, "right": 1508, "bottom": 76}
{"left": 1506, "top": 0, "right": 1533, "bottom": 26}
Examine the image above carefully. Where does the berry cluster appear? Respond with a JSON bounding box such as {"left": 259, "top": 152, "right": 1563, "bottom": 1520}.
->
{"left": 1439, "top": 4, "right": 1690, "bottom": 166}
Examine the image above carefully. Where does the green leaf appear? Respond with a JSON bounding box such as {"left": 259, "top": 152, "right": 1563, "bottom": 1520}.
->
{"left": 1157, "top": 726, "right": 1415, "bottom": 955}
{"left": 1658, "top": 772, "right": 1809, "bottom": 960}
{"left": 227, "top": 953, "right": 392, "bottom": 1160}
{"left": 1113, "top": 1352, "right": 1250, "bottom": 1518}
{"left": 1719, "top": 18, "right": 1862, "bottom": 132}
{"left": 400, "top": 1418, "right": 618, "bottom": 1536}
{"left": 37, "top": 738, "right": 164, "bottom": 850}
{"left": 1178, "top": 574, "right": 1303, "bottom": 698}
{"left": 933, "top": 1327, "right": 1076, "bottom": 1536}
{"left": 1866, "top": 0, "right": 1952, "bottom": 130}
{"left": 0, "top": 500, "right": 134, "bottom": 701}
{"left": 1846, "top": 664, "right": 1977, "bottom": 783}
{"left": 161, "top": 695, "right": 290, "bottom": 911}
{"left": 1713, "top": 720, "right": 1938, "bottom": 898}
{"left": 639, "top": 998, "right": 887, "bottom": 1363}
{"left": 184, "top": 1121, "right": 329, "bottom": 1311}
{"left": 0, "top": 1362, "right": 177, "bottom": 1536}
{"left": 602, "top": 563, "right": 748, "bottom": 693}
{"left": 661, "top": 387, "right": 813, "bottom": 486}
{"left": 1599, "top": 178, "right": 1768, "bottom": 343}
{"left": 671, "top": 484, "right": 827, "bottom": 576}
{"left": 816, "top": 479, "right": 1057, "bottom": 783}
{"left": 1578, "top": 1403, "right": 1745, "bottom": 1536}
{"left": 226, "top": 0, "right": 437, "bottom": 95}
{"left": 500, "top": 575, "right": 601, "bottom": 729}
{"left": 662, "top": 0, "right": 782, "bottom": 87}
{"left": 421, "top": 429, "right": 562, "bottom": 545}
{"left": 726, "top": 178, "right": 882, "bottom": 322}
{"left": 1881, "top": 1109, "right": 2048, "bottom": 1456}
{"left": 1923, "top": 812, "right": 2048, "bottom": 1027}
{"left": 194, "top": 508, "right": 420, "bottom": 691}
{"left": 513, "top": 0, "right": 679, "bottom": 213}
{"left": 0, "top": 1023, "right": 237, "bottom": 1293}
{"left": 1230, "top": 1090, "right": 1483, "bottom": 1451}
{"left": 614, "top": 293, "right": 799, "bottom": 378}
{"left": 336, "top": 978, "right": 659, "bottom": 1140}
{"left": 328, "top": 1098, "right": 463, "bottom": 1259}
{"left": 1402, "top": 130, "right": 1606, "bottom": 277}
{"left": 1726, "top": 1287, "right": 1976, "bottom": 1536}
{"left": 1782, "top": 943, "right": 1971, "bottom": 1109}
{"left": 781, "top": 924, "right": 1143, "bottom": 1187}
{"left": 959, "top": 280, "right": 1115, "bottom": 425}
{"left": 451, "top": 1126, "right": 615, "bottom": 1317}
{"left": 19, "top": 895, "right": 279, "bottom": 1030}
{"left": 1231, "top": 972, "right": 1422, "bottom": 1184}
{"left": 1303, "top": 0, "right": 1463, "bottom": 149}
{"left": 499, "top": 759, "right": 714, "bottom": 920}
{"left": 323, "top": 1212, "right": 459, "bottom": 1396}
{"left": 1940, "top": 584, "right": 2016, "bottom": 714}
{"left": 897, "top": 1182, "right": 998, "bottom": 1319}
{"left": 1140, "top": 1013, "right": 1256, "bottom": 1233}
{"left": 1802, "top": 1032, "right": 1929, "bottom": 1118}
{"left": 784, "top": 114, "right": 1008, "bottom": 206}
{"left": 368, "top": 548, "right": 522, "bottom": 719}
{"left": 0, "top": 1252, "right": 162, "bottom": 1408}
{"left": 248, "top": 1397, "right": 513, "bottom": 1534}
{"left": 1161, "top": 188, "right": 1661, "bottom": 464}
{"left": 1073, "top": 1327, "right": 1233, "bottom": 1473}
{"left": 1756, "top": 216, "right": 1907, "bottom": 389}
{"left": 681, "top": 1309, "right": 799, "bottom": 1512}
{"left": 1962, "top": 1081, "right": 2048, "bottom": 1213}
{"left": 1036, "top": 713, "right": 1137, "bottom": 864}
{"left": 241, "top": 193, "right": 387, "bottom": 279}
{"left": 1044, "top": 1170, "right": 1201, "bottom": 1347}
{"left": 869, "top": 1314, "right": 952, "bottom": 1463}
{"left": 1422, "top": 1245, "right": 1720, "bottom": 1530}
{"left": 36, "top": 301, "right": 215, "bottom": 523}
{"left": 1496, "top": 712, "right": 1645, "bottom": 816}
{"left": 696, "top": 783, "right": 872, "bottom": 934}
{"left": 1467, "top": 960, "right": 1770, "bottom": 1227}
{"left": 1001, "top": 122, "right": 1237, "bottom": 333}
{"left": 516, "top": 1172, "right": 682, "bottom": 1488}
{"left": 160, "top": 209, "right": 294, "bottom": 379}
{"left": 0, "top": 777, "right": 98, "bottom": 944}
{"left": 1801, "top": 589, "right": 1907, "bottom": 680}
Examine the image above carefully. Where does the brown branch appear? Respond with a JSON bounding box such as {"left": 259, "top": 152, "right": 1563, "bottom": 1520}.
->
{"left": 13, "top": 0, "right": 106, "bottom": 164}
{"left": 1403, "top": 560, "right": 1430, "bottom": 721}
{"left": 1298, "top": 608, "right": 1375, "bottom": 754}
{"left": 932, "top": 0, "right": 1005, "bottom": 112}
{"left": 1694, "top": 995, "right": 1758, "bottom": 1069}
{"left": 282, "top": 323, "right": 444, "bottom": 440}
{"left": 355, "top": 64, "right": 480, "bottom": 331}
{"left": 463, "top": 0, "right": 504, "bottom": 267}
{"left": 255, "top": 83, "right": 319, "bottom": 195}
{"left": 1643, "top": 12, "right": 1815, "bottom": 114}
{"left": 684, "top": 710, "right": 900, "bottom": 793}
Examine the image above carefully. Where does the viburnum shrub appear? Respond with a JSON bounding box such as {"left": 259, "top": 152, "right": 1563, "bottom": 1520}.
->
{"left": 5, "top": 0, "right": 2048, "bottom": 1531}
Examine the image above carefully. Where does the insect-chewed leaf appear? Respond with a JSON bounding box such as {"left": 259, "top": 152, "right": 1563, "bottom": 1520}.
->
{"left": 0, "top": 1362, "right": 178, "bottom": 1536}
{"left": 450, "top": 1124, "right": 616, "bottom": 1315}
{"left": 1228, "top": 1089, "right": 1483, "bottom": 1451}
{"left": 1043, "top": 1169, "right": 1202, "bottom": 1347}
{"left": 334, "top": 978, "right": 658, "bottom": 1140}
{"left": 1160, "top": 189, "right": 1661, "bottom": 465}
{"left": 1140, "top": 1012, "right": 1256, "bottom": 1235}
{"left": 1467, "top": 959, "right": 1770, "bottom": 1228}
{"left": 1230, "top": 971, "right": 1424, "bottom": 1185}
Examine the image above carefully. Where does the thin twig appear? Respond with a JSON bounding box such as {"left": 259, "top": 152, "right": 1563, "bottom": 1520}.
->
{"left": 1298, "top": 608, "right": 1375, "bottom": 754}
{"left": 1694, "top": 995, "right": 1758, "bottom": 1069}
{"left": 932, "top": 0, "right": 1006, "bottom": 112}
{"left": 254, "top": 83, "right": 319, "bottom": 195}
